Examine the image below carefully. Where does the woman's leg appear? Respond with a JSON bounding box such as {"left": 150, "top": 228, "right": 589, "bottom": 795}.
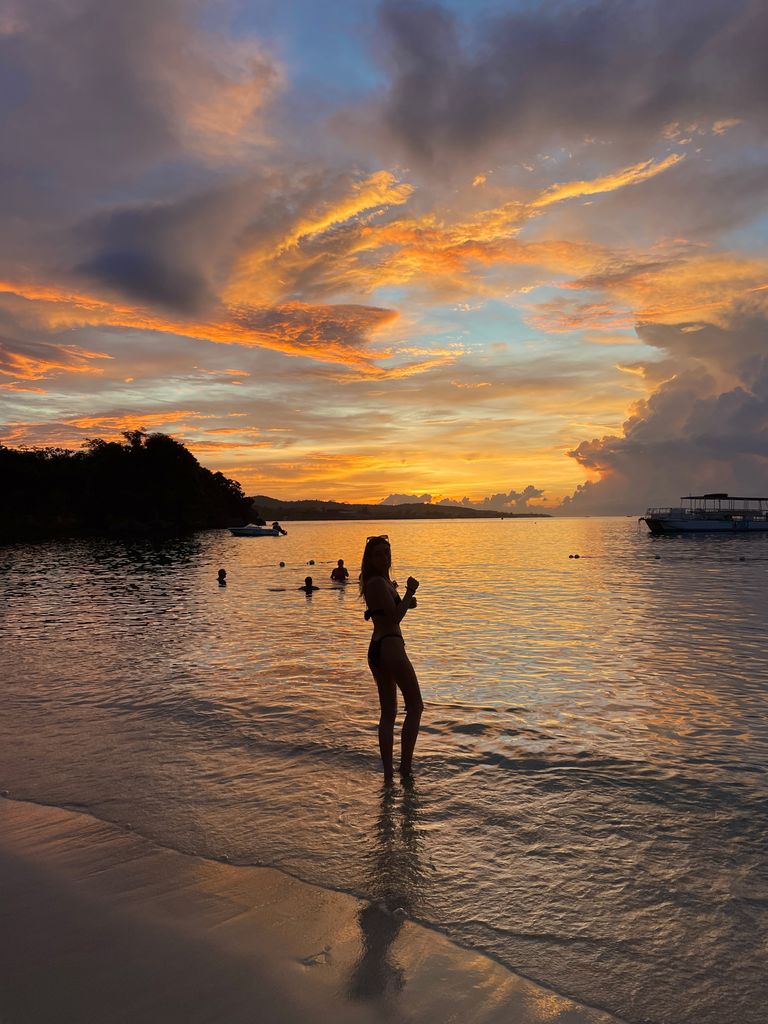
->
{"left": 392, "top": 657, "right": 423, "bottom": 775}
{"left": 371, "top": 665, "right": 397, "bottom": 781}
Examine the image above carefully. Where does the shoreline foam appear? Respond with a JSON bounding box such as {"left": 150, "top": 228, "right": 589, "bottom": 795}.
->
{"left": 0, "top": 795, "right": 623, "bottom": 1024}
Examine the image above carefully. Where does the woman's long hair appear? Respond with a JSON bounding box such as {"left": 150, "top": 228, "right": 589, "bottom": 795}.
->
{"left": 359, "top": 536, "right": 391, "bottom": 597}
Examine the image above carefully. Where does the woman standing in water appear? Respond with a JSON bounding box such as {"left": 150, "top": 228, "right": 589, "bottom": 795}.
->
{"left": 360, "top": 535, "right": 423, "bottom": 783}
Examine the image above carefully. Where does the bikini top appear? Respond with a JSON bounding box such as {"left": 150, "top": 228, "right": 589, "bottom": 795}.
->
{"left": 363, "top": 579, "right": 401, "bottom": 620}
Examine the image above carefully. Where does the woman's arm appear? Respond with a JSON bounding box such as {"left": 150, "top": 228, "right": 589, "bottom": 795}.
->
{"left": 395, "top": 576, "right": 419, "bottom": 622}
{"left": 395, "top": 591, "right": 416, "bottom": 622}
{"left": 365, "top": 576, "right": 417, "bottom": 626}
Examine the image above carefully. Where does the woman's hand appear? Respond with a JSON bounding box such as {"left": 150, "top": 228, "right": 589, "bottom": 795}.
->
{"left": 405, "top": 575, "right": 420, "bottom": 593}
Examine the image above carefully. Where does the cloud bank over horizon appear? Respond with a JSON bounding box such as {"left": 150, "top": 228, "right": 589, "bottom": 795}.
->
{"left": 380, "top": 486, "right": 546, "bottom": 513}
{"left": 1, "top": 0, "right": 766, "bottom": 512}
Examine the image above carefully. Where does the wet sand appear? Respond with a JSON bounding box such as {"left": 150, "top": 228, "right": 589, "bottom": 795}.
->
{"left": 0, "top": 797, "right": 622, "bottom": 1024}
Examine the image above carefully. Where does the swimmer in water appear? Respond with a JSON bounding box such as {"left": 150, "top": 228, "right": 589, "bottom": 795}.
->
{"left": 299, "top": 575, "right": 319, "bottom": 592}
{"left": 217, "top": 568, "right": 227, "bottom": 586}
{"left": 330, "top": 558, "right": 349, "bottom": 583}
{"left": 360, "top": 535, "right": 422, "bottom": 784}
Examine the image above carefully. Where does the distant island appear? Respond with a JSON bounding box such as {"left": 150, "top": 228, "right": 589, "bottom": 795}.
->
{"left": 0, "top": 432, "right": 550, "bottom": 540}
{"left": 251, "top": 495, "right": 550, "bottom": 522}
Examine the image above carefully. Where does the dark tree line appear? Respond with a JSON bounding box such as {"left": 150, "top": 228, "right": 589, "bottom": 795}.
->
{"left": 0, "top": 430, "right": 253, "bottom": 538}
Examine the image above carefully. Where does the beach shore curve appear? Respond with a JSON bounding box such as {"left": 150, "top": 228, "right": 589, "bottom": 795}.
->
{"left": 0, "top": 796, "right": 624, "bottom": 1024}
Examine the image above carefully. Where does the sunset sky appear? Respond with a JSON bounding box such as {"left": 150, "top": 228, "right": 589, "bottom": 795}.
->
{"left": 1, "top": 0, "right": 767, "bottom": 513}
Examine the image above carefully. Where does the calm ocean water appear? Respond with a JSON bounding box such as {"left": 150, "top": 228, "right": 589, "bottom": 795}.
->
{"left": 1, "top": 518, "right": 767, "bottom": 1024}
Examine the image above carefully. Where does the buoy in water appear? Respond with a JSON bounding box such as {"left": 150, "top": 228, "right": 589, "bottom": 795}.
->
{"left": 279, "top": 561, "right": 285, "bottom": 567}
{"left": 739, "top": 556, "right": 746, "bottom": 561}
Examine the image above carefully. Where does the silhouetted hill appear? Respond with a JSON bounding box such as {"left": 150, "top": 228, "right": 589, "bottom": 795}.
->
{"left": 0, "top": 431, "right": 252, "bottom": 539}
{"left": 251, "top": 495, "right": 550, "bottom": 521}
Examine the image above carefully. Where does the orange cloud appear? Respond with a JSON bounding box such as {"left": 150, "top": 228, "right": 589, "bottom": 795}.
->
{"left": 205, "top": 426, "right": 263, "bottom": 436}
{"left": 0, "top": 280, "right": 410, "bottom": 370}
{"left": 529, "top": 154, "right": 684, "bottom": 209}
{"left": 0, "top": 411, "right": 238, "bottom": 452}
{"left": 0, "top": 382, "right": 46, "bottom": 393}
{"left": 194, "top": 367, "right": 251, "bottom": 377}
{"left": 1, "top": 409, "right": 287, "bottom": 460}
{"left": 224, "top": 170, "right": 414, "bottom": 305}
{"left": 186, "top": 439, "right": 273, "bottom": 452}
{"left": 571, "top": 253, "right": 768, "bottom": 323}
{"left": 180, "top": 38, "right": 282, "bottom": 158}
{"left": 0, "top": 341, "right": 111, "bottom": 381}
{"left": 283, "top": 171, "right": 414, "bottom": 250}
{"left": 322, "top": 157, "right": 683, "bottom": 298}
{"left": 63, "top": 411, "right": 212, "bottom": 432}
{"left": 526, "top": 300, "right": 636, "bottom": 333}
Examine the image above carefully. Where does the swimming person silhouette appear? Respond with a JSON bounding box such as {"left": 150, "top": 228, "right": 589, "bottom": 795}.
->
{"left": 331, "top": 558, "right": 349, "bottom": 583}
{"left": 360, "top": 535, "right": 423, "bottom": 784}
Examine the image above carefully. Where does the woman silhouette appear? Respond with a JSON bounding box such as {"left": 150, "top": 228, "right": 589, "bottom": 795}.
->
{"left": 360, "top": 535, "right": 423, "bottom": 783}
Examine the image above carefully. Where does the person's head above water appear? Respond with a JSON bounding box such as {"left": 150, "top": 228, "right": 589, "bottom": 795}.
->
{"left": 331, "top": 558, "right": 349, "bottom": 582}
{"left": 305, "top": 576, "right": 313, "bottom": 586}
{"left": 359, "top": 534, "right": 392, "bottom": 593}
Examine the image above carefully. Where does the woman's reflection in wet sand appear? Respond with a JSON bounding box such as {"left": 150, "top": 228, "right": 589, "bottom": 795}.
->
{"left": 348, "top": 780, "right": 427, "bottom": 1004}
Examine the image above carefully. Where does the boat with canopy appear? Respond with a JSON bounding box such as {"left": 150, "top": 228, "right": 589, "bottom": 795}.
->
{"left": 640, "top": 493, "right": 768, "bottom": 534}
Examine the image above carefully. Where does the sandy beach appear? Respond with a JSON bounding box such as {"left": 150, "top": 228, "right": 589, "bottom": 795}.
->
{"left": 0, "top": 796, "right": 622, "bottom": 1024}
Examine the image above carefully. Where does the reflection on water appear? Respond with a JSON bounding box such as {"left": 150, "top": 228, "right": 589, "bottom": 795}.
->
{"left": 1, "top": 519, "right": 767, "bottom": 1024}
{"left": 349, "top": 782, "right": 424, "bottom": 1002}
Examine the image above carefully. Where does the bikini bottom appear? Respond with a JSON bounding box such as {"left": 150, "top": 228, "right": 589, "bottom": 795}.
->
{"left": 368, "top": 633, "right": 404, "bottom": 668}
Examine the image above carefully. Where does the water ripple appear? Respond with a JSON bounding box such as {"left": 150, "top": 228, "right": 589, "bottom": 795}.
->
{"left": 1, "top": 520, "right": 767, "bottom": 1024}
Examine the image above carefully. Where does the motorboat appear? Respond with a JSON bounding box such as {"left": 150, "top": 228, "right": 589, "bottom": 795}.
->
{"left": 640, "top": 493, "right": 768, "bottom": 534}
{"left": 230, "top": 523, "right": 287, "bottom": 537}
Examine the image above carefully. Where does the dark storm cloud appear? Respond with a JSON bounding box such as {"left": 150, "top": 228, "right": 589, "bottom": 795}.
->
{"left": 73, "top": 167, "right": 410, "bottom": 315}
{"left": 2, "top": 0, "right": 191, "bottom": 192}
{"left": 75, "top": 182, "right": 261, "bottom": 314}
{"left": 576, "top": 155, "right": 768, "bottom": 243}
{"left": 80, "top": 249, "right": 210, "bottom": 315}
{"left": 633, "top": 310, "right": 768, "bottom": 380}
{"left": 560, "top": 307, "right": 768, "bottom": 514}
{"left": 0, "top": 0, "right": 278, "bottom": 279}
{"left": 375, "top": 0, "right": 768, "bottom": 163}
{"left": 0, "top": 0, "right": 214, "bottom": 206}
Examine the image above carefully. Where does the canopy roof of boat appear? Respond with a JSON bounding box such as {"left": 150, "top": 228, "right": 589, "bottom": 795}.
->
{"left": 683, "top": 494, "right": 768, "bottom": 501}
